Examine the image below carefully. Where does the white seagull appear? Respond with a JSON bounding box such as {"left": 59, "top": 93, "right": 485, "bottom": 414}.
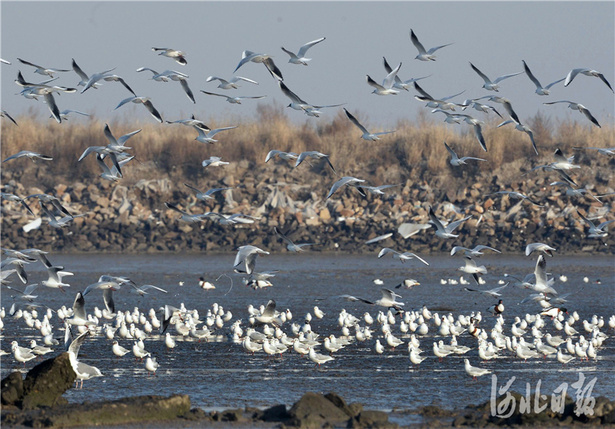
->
{"left": 428, "top": 207, "right": 471, "bottom": 239}
{"left": 205, "top": 75, "right": 259, "bottom": 89}
{"left": 383, "top": 56, "right": 430, "bottom": 91}
{"left": 377, "top": 248, "right": 429, "bottom": 265}
{"left": 326, "top": 176, "right": 365, "bottom": 199}
{"left": 194, "top": 125, "right": 238, "bottom": 144}
{"left": 3, "top": 150, "right": 53, "bottom": 163}
{"left": 294, "top": 151, "right": 336, "bottom": 173}
{"left": 444, "top": 142, "right": 486, "bottom": 166}
{"left": 464, "top": 358, "right": 491, "bottom": 379}
{"left": 115, "top": 96, "right": 163, "bottom": 123}
{"left": 543, "top": 101, "right": 601, "bottom": 128}
{"left": 200, "top": 90, "right": 265, "bottom": 104}
{"left": 281, "top": 37, "right": 326, "bottom": 65}
{"left": 17, "top": 58, "right": 70, "bottom": 77}
{"left": 522, "top": 60, "right": 565, "bottom": 95}
{"left": 469, "top": 62, "right": 523, "bottom": 92}
{"left": 564, "top": 68, "right": 613, "bottom": 92}
{"left": 497, "top": 118, "right": 538, "bottom": 155}
{"left": 366, "top": 62, "right": 402, "bottom": 95}
{"left": 202, "top": 156, "right": 229, "bottom": 168}
{"left": 152, "top": 47, "right": 187, "bottom": 65}
{"left": 409, "top": 29, "right": 452, "bottom": 61}
{"left": 344, "top": 108, "right": 395, "bottom": 141}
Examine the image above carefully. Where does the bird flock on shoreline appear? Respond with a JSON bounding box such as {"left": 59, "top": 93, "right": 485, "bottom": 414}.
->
{"left": 1, "top": 23, "right": 614, "bottom": 395}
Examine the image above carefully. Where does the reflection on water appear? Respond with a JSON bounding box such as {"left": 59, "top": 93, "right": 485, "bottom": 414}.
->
{"left": 1, "top": 253, "right": 613, "bottom": 413}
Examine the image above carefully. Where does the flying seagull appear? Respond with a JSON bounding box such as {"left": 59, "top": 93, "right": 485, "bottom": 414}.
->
{"left": 281, "top": 37, "right": 326, "bottom": 65}
{"left": 3, "top": 150, "right": 52, "bottom": 163}
{"left": 497, "top": 118, "right": 538, "bottom": 155}
{"left": 326, "top": 176, "right": 366, "bottom": 199}
{"left": 428, "top": 207, "right": 471, "bottom": 239}
{"left": 409, "top": 29, "right": 452, "bottom": 61}
{"left": 383, "top": 56, "right": 430, "bottom": 91}
{"left": 522, "top": 60, "right": 565, "bottom": 96}
{"left": 564, "top": 68, "right": 613, "bottom": 92}
{"left": 205, "top": 75, "right": 259, "bottom": 89}
{"left": 543, "top": 101, "right": 601, "bottom": 128}
{"left": 444, "top": 142, "right": 486, "bottom": 166}
{"left": 17, "top": 58, "right": 70, "bottom": 77}
{"left": 200, "top": 90, "right": 266, "bottom": 104}
{"left": 344, "top": 108, "right": 395, "bottom": 141}
{"left": 469, "top": 62, "right": 523, "bottom": 92}
{"left": 366, "top": 62, "right": 402, "bottom": 95}
{"left": 114, "top": 96, "right": 163, "bottom": 123}
{"left": 152, "top": 47, "right": 187, "bottom": 65}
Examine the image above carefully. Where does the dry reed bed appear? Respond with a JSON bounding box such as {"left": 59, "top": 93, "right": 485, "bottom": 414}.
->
{"left": 1, "top": 108, "right": 613, "bottom": 194}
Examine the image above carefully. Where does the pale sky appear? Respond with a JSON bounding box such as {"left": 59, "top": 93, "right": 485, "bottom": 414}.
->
{"left": 1, "top": 1, "right": 613, "bottom": 129}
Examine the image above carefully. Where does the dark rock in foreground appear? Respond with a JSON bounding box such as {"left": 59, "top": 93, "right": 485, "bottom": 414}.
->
{"left": 2, "top": 353, "right": 75, "bottom": 410}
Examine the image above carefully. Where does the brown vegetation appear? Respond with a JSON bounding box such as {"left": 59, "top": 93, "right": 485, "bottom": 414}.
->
{"left": 1, "top": 106, "right": 613, "bottom": 190}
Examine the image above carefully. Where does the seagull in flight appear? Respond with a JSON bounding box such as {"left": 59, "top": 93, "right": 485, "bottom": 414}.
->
{"left": 202, "top": 156, "right": 229, "bottom": 168}
{"left": 491, "top": 190, "right": 543, "bottom": 207}
{"left": 382, "top": 56, "right": 429, "bottom": 91}
{"left": 377, "top": 247, "right": 429, "bottom": 265}
{"left": 294, "top": 151, "right": 336, "bottom": 173}
{"left": 522, "top": 60, "right": 565, "bottom": 96}
{"left": 469, "top": 62, "right": 523, "bottom": 92}
{"left": 428, "top": 207, "right": 471, "bottom": 239}
{"left": 497, "top": 118, "right": 538, "bottom": 155}
{"left": 459, "top": 98, "right": 502, "bottom": 118}
{"left": 1, "top": 110, "right": 18, "bottom": 126}
{"left": 366, "top": 62, "right": 402, "bottom": 95}
{"left": 464, "top": 283, "right": 509, "bottom": 298}
{"left": 341, "top": 288, "right": 405, "bottom": 311}
{"left": 114, "top": 96, "right": 163, "bottom": 123}
{"left": 355, "top": 184, "right": 400, "bottom": 195}
{"left": 200, "top": 90, "right": 266, "bottom": 104}
{"left": 344, "top": 108, "right": 395, "bottom": 141}
{"left": 281, "top": 37, "right": 326, "bottom": 65}
{"left": 413, "top": 82, "right": 464, "bottom": 111}
{"left": 409, "top": 29, "right": 452, "bottom": 61}
{"left": 274, "top": 227, "right": 313, "bottom": 252}
{"left": 184, "top": 183, "right": 231, "bottom": 201}
{"left": 234, "top": 245, "right": 269, "bottom": 275}
{"left": 80, "top": 67, "right": 135, "bottom": 96}
{"left": 564, "top": 68, "right": 613, "bottom": 92}
{"left": 194, "top": 125, "right": 238, "bottom": 144}
{"left": 458, "top": 256, "right": 488, "bottom": 284}
{"left": 17, "top": 58, "right": 70, "bottom": 77}
{"left": 326, "top": 176, "right": 366, "bottom": 199}
{"left": 444, "top": 142, "right": 486, "bottom": 166}
{"left": 166, "top": 114, "right": 210, "bottom": 131}
{"left": 136, "top": 69, "right": 193, "bottom": 102}
{"left": 577, "top": 210, "right": 615, "bottom": 239}
{"left": 265, "top": 150, "right": 298, "bottom": 163}
{"left": 3, "top": 150, "right": 52, "bottom": 163}
{"left": 205, "top": 75, "right": 259, "bottom": 89}
{"left": 543, "top": 101, "right": 601, "bottom": 128}
{"left": 152, "top": 47, "right": 187, "bottom": 65}
{"left": 164, "top": 202, "right": 207, "bottom": 223}
{"left": 278, "top": 81, "right": 343, "bottom": 114}
{"left": 233, "top": 50, "right": 283, "bottom": 81}
{"left": 525, "top": 243, "right": 556, "bottom": 257}
{"left": 451, "top": 245, "right": 501, "bottom": 257}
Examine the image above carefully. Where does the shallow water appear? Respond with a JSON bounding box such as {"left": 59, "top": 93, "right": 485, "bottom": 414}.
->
{"left": 1, "top": 252, "right": 614, "bottom": 417}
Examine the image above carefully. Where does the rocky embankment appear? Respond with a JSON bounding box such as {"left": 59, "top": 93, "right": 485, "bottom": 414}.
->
{"left": 3, "top": 354, "right": 614, "bottom": 428}
{"left": 1, "top": 158, "right": 613, "bottom": 254}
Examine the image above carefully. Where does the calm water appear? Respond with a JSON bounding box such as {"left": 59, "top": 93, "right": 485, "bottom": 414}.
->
{"left": 1, "top": 252, "right": 614, "bottom": 417}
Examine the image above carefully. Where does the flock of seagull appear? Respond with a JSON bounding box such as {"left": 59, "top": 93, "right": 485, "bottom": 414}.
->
{"left": 0, "top": 26, "right": 613, "bottom": 397}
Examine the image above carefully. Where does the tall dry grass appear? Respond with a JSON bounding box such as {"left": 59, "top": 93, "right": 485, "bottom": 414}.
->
{"left": 1, "top": 106, "right": 613, "bottom": 194}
